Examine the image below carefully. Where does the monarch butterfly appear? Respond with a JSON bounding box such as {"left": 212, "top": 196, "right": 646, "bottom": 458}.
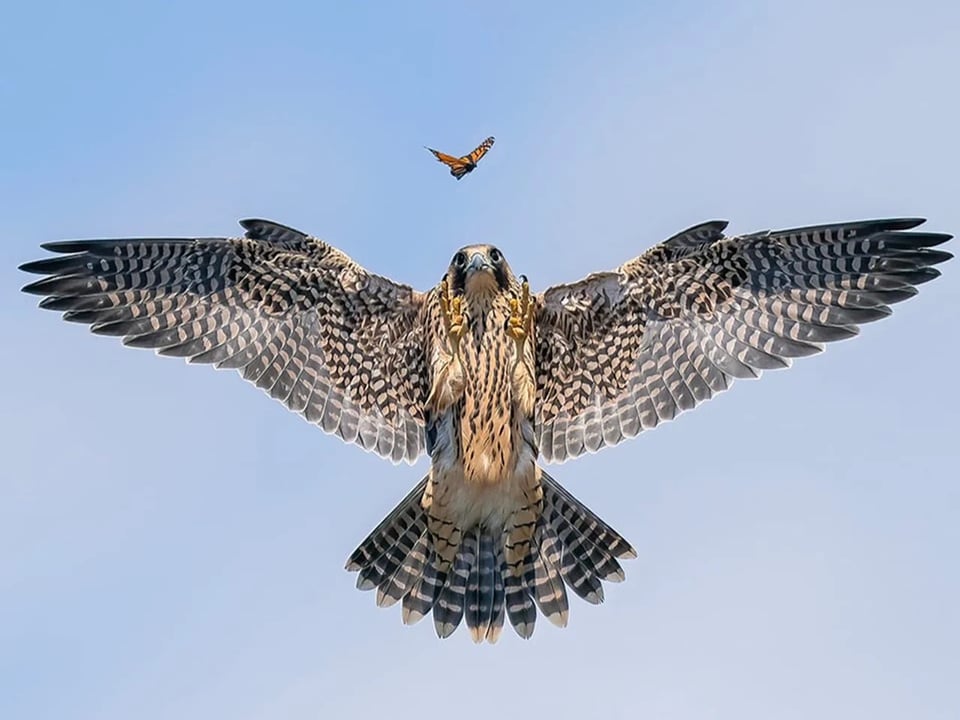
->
{"left": 426, "top": 136, "right": 495, "bottom": 180}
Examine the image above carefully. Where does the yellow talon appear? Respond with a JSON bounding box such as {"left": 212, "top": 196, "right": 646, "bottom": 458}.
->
{"left": 508, "top": 276, "right": 533, "bottom": 353}
{"left": 440, "top": 278, "right": 465, "bottom": 355}
{"left": 428, "top": 278, "right": 467, "bottom": 412}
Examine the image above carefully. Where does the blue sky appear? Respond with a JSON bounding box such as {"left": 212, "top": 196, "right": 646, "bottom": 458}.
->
{"left": 2, "top": 1, "right": 958, "bottom": 718}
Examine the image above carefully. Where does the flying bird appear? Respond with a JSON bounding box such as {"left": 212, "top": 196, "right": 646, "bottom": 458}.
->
{"left": 426, "top": 136, "right": 495, "bottom": 179}
{"left": 20, "top": 216, "right": 951, "bottom": 642}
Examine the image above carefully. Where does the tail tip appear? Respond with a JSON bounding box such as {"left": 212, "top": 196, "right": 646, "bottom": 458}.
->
{"left": 583, "top": 587, "right": 605, "bottom": 605}
{"left": 356, "top": 576, "right": 377, "bottom": 591}
{"left": 513, "top": 621, "right": 535, "bottom": 640}
{"left": 435, "top": 620, "right": 458, "bottom": 640}
{"left": 402, "top": 606, "right": 427, "bottom": 626}
{"left": 469, "top": 625, "right": 506, "bottom": 644}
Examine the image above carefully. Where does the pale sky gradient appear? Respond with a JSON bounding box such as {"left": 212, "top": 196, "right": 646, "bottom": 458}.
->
{"left": 2, "top": 2, "right": 959, "bottom": 719}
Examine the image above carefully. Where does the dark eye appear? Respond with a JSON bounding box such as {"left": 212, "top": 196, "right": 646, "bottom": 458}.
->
{"left": 453, "top": 251, "right": 467, "bottom": 268}
{"left": 489, "top": 248, "right": 502, "bottom": 263}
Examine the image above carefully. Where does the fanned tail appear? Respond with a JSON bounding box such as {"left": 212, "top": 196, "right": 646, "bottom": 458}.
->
{"left": 345, "top": 468, "right": 636, "bottom": 642}
{"left": 541, "top": 468, "right": 637, "bottom": 592}
{"left": 514, "top": 469, "right": 637, "bottom": 635}
{"left": 345, "top": 477, "right": 430, "bottom": 606}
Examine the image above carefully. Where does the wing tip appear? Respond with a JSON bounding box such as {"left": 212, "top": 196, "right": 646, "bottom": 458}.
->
{"left": 37, "top": 239, "right": 99, "bottom": 253}
{"left": 774, "top": 216, "right": 929, "bottom": 236}
{"left": 661, "top": 220, "right": 730, "bottom": 249}
{"left": 239, "top": 218, "right": 313, "bottom": 244}
{"left": 885, "top": 217, "right": 927, "bottom": 229}
{"left": 20, "top": 277, "right": 59, "bottom": 296}
{"left": 18, "top": 259, "right": 48, "bottom": 274}
{"left": 239, "top": 217, "right": 281, "bottom": 233}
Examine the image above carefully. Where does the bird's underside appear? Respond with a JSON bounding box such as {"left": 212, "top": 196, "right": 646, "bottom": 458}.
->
{"left": 20, "top": 214, "right": 952, "bottom": 642}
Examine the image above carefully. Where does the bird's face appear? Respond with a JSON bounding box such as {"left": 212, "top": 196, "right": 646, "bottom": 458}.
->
{"left": 447, "top": 244, "right": 514, "bottom": 297}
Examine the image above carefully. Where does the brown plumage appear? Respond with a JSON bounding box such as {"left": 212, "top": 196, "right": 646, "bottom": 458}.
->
{"left": 426, "top": 136, "right": 495, "bottom": 179}
{"left": 20, "top": 215, "right": 952, "bottom": 642}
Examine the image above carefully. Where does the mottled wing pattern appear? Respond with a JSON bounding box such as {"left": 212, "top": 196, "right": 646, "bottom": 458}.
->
{"left": 21, "top": 219, "right": 431, "bottom": 463}
{"left": 534, "top": 218, "right": 952, "bottom": 463}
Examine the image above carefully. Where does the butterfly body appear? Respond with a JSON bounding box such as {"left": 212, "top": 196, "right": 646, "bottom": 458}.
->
{"left": 427, "top": 136, "right": 495, "bottom": 180}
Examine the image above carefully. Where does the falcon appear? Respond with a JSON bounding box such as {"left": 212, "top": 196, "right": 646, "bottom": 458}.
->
{"left": 20, "top": 216, "right": 951, "bottom": 642}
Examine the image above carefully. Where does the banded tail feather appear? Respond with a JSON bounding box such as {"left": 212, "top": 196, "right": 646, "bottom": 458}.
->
{"left": 345, "top": 468, "right": 636, "bottom": 642}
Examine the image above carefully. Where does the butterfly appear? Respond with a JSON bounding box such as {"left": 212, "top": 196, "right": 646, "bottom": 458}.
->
{"left": 426, "top": 136, "right": 495, "bottom": 180}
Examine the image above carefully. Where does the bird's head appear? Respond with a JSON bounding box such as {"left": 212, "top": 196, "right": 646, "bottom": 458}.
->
{"left": 446, "top": 244, "right": 516, "bottom": 297}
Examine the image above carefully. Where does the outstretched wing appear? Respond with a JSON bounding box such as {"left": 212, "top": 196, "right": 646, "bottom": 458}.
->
{"left": 533, "top": 218, "right": 952, "bottom": 463}
{"left": 426, "top": 137, "right": 494, "bottom": 179}
{"left": 463, "top": 136, "right": 495, "bottom": 166}
{"left": 20, "top": 219, "right": 431, "bottom": 463}
{"left": 427, "top": 147, "right": 471, "bottom": 179}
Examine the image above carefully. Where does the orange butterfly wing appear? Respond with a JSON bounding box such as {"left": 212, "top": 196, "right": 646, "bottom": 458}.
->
{"left": 426, "top": 136, "right": 495, "bottom": 180}
{"left": 427, "top": 147, "right": 470, "bottom": 178}
{"left": 464, "top": 136, "right": 495, "bottom": 166}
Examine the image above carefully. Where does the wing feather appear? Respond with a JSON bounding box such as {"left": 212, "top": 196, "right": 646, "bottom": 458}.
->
{"left": 21, "top": 218, "right": 431, "bottom": 463}
{"left": 534, "top": 218, "right": 951, "bottom": 463}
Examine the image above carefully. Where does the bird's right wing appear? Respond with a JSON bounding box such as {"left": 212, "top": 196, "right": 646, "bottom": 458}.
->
{"left": 21, "top": 218, "right": 432, "bottom": 464}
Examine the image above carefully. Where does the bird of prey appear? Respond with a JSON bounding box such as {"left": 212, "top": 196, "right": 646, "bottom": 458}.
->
{"left": 426, "top": 136, "right": 495, "bottom": 179}
{"left": 20, "top": 216, "right": 951, "bottom": 643}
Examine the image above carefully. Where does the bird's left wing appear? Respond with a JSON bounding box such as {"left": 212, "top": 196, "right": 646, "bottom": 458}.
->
{"left": 21, "top": 219, "right": 431, "bottom": 463}
{"left": 533, "top": 218, "right": 951, "bottom": 463}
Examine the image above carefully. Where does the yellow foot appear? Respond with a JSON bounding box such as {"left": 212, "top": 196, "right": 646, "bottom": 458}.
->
{"left": 439, "top": 277, "right": 465, "bottom": 356}
{"left": 508, "top": 275, "right": 533, "bottom": 359}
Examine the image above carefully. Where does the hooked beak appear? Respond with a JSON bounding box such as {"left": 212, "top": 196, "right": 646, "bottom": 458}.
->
{"left": 466, "top": 252, "right": 494, "bottom": 275}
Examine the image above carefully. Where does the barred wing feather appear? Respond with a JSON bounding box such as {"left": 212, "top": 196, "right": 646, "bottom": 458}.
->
{"left": 21, "top": 218, "right": 431, "bottom": 464}
{"left": 533, "top": 218, "right": 952, "bottom": 463}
